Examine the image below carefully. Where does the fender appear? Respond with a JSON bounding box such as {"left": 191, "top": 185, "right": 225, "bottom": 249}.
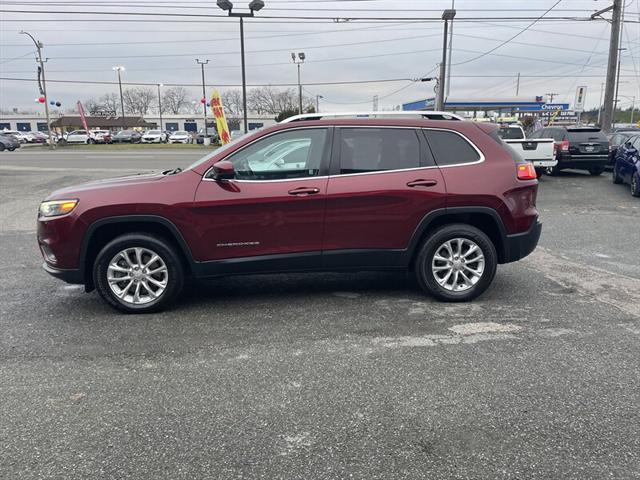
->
{"left": 79, "top": 215, "right": 196, "bottom": 279}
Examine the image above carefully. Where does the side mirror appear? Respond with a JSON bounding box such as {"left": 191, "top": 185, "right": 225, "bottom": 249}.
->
{"left": 211, "top": 160, "right": 235, "bottom": 181}
{"left": 625, "top": 141, "right": 633, "bottom": 148}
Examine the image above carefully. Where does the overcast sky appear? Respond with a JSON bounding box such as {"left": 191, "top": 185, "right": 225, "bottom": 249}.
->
{"left": 1, "top": 0, "right": 639, "bottom": 114}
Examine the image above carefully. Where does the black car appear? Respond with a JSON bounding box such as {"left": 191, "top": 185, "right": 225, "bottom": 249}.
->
{"left": 112, "top": 130, "right": 142, "bottom": 143}
{"left": 530, "top": 126, "right": 609, "bottom": 176}
{"left": 0, "top": 133, "right": 21, "bottom": 151}
{"left": 195, "top": 127, "right": 219, "bottom": 144}
{"left": 607, "top": 131, "right": 636, "bottom": 165}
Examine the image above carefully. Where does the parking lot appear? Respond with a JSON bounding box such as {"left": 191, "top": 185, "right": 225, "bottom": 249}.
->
{"left": 1, "top": 149, "right": 639, "bottom": 479}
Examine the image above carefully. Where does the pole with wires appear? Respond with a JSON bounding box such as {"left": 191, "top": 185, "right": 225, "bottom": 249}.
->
{"left": 196, "top": 59, "right": 209, "bottom": 142}
{"left": 20, "top": 31, "right": 53, "bottom": 149}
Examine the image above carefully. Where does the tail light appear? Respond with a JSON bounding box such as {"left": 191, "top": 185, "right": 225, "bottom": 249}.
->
{"left": 558, "top": 140, "right": 569, "bottom": 152}
{"left": 517, "top": 162, "right": 537, "bottom": 180}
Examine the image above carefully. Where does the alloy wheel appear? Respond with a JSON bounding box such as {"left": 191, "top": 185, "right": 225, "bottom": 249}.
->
{"left": 431, "top": 238, "right": 485, "bottom": 292}
{"left": 107, "top": 247, "right": 168, "bottom": 305}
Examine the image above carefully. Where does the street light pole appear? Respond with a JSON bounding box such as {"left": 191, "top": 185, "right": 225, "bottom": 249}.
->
{"left": 20, "top": 31, "right": 53, "bottom": 149}
{"left": 112, "top": 66, "right": 126, "bottom": 130}
{"left": 196, "top": 59, "right": 209, "bottom": 140}
{"left": 291, "top": 52, "right": 306, "bottom": 114}
{"left": 316, "top": 95, "right": 323, "bottom": 113}
{"left": 217, "top": 1, "right": 265, "bottom": 134}
{"left": 437, "top": 9, "right": 456, "bottom": 111}
{"left": 157, "top": 83, "right": 163, "bottom": 132}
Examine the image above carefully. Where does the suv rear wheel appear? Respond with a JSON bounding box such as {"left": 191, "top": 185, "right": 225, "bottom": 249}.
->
{"left": 632, "top": 173, "right": 640, "bottom": 197}
{"left": 612, "top": 166, "right": 623, "bottom": 184}
{"left": 415, "top": 224, "right": 497, "bottom": 302}
{"left": 589, "top": 167, "right": 604, "bottom": 176}
{"left": 93, "top": 233, "right": 184, "bottom": 313}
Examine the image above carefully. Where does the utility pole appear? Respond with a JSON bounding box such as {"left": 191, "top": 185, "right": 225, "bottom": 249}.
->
{"left": 20, "top": 31, "right": 53, "bottom": 149}
{"left": 112, "top": 66, "right": 126, "bottom": 130}
{"left": 315, "top": 94, "right": 323, "bottom": 113}
{"left": 516, "top": 72, "right": 520, "bottom": 96}
{"left": 546, "top": 92, "right": 558, "bottom": 103}
{"left": 157, "top": 83, "right": 163, "bottom": 132}
{"left": 291, "top": 52, "right": 305, "bottom": 114}
{"left": 597, "top": 82, "right": 605, "bottom": 125}
{"left": 196, "top": 59, "right": 209, "bottom": 142}
{"left": 597, "top": 0, "right": 623, "bottom": 133}
{"left": 437, "top": 9, "right": 456, "bottom": 111}
{"left": 373, "top": 95, "right": 379, "bottom": 111}
{"left": 445, "top": 0, "right": 455, "bottom": 99}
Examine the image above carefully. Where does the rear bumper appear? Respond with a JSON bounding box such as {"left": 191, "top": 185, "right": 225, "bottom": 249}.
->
{"left": 42, "top": 262, "right": 84, "bottom": 284}
{"left": 501, "top": 219, "right": 542, "bottom": 264}
{"left": 558, "top": 155, "right": 608, "bottom": 169}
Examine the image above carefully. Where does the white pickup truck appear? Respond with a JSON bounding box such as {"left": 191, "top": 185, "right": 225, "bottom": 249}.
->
{"left": 496, "top": 125, "right": 556, "bottom": 178}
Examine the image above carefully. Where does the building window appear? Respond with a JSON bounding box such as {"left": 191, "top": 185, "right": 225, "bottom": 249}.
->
{"left": 166, "top": 122, "right": 179, "bottom": 131}
{"left": 0, "top": 123, "right": 10, "bottom": 131}
{"left": 17, "top": 123, "right": 32, "bottom": 132}
{"left": 184, "top": 122, "right": 197, "bottom": 132}
{"left": 249, "top": 122, "right": 264, "bottom": 130}
{"left": 37, "top": 122, "right": 49, "bottom": 132}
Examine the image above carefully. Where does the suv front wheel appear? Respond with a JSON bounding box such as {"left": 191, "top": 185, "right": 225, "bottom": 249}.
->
{"left": 415, "top": 224, "right": 497, "bottom": 302}
{"left": 93, "top": 233, "right": 184, "bottom": 313}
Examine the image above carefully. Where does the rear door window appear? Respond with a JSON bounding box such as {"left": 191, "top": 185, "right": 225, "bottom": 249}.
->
{"left": 423, "top": 129, "right": 481, "bottom": 166}
{"left": 337, "top": 128, "right": 421, "bottom": 174}
{"left": 566, "top": 130, "right": 607, "bottom": 143}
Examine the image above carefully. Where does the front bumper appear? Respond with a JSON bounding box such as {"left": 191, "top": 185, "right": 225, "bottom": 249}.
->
{"left": 501, "top": 219, "right": 542, "bottom": 264}
{"left": 42, "top": 262, "right": 84, "bottom": 284}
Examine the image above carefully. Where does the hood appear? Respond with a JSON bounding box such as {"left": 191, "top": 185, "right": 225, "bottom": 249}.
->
{"left": 47, "top": 171, "right": 166, "bottom": 199}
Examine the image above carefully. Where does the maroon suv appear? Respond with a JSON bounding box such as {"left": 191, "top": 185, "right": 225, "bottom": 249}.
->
{"left": 38, "top": 113, "right": 541, "bottom": 313}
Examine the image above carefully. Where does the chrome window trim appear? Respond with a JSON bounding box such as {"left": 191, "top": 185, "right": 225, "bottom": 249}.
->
{"left": 201, "top": 125, "right": 486, "bottom": 183}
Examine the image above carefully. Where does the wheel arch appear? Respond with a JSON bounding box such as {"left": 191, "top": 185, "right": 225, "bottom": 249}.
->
{"left": 407, "top": 207, "right": 508, "bottom": 267}
{"left": 80, "top": 215, "right": 194, "bottom": 291}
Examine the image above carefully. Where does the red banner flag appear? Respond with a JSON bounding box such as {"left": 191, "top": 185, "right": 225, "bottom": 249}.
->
{"left": 77, "top": 101, "right": 89, "bottom": 131}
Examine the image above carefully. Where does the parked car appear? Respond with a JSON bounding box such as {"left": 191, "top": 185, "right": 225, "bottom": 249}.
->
{"left": 2, "top": 130, "right": 30, "bottom": 143}
{"left": 539, "top": 126, "right": 609, "bottom": 176}
{"left": 112, "top": 130, "right": 142, "bottom": 143}
{"left": 0, "top": 133, "right": 21, "bottom": 151}
{"left": 168, "top": 131, "right": 193, "bottom": 144}
{"left": 30, "top": 131, "right": 49, "bottom": 143}
{"left": 141, "top": 130, "right": 167, "bottom": 144}
{"left": 500, "top": 124, "right": 556, "bottom": 178}
{"left": 607, "top": 131, "right": 635, "bottom": 165}
{"left": 92, "top": 130, "right": 112, "bottom": 144}
{"left": 64, "top": 130, "right": 97, "bottom": 144}
{"left": 37, "top": 112, "right": 542, "bottom": 313}
{"left": 196, "top": 127, "right": 219, "bottom": 144}
{"left": 612, "top": 135, "right": 640, "bottom": 197}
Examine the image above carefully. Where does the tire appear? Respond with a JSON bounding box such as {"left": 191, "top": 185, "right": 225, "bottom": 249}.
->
{"left": 414, "top": 224, "right": 498, "bottom": 302}
{"left": 589, "top": 167, "right": 604, "bottom": 176}
{"left": 8, "top": 147, "right": 15, "bottom": 151}
{"left": 632, "top": 173, "right": 640, "bottom": 197}
{"left": 612, "top": 166, "right": 623, "bottom": 184}
{"left": 546, "top": 165, "right": 560, "bottom": 176}
{"left": 535, "top": 168, "right": 544, "bottom": 179}
{"left": 93, "top": 233, "right": 184, "bottom": 313}
{"left": 87, "top": 139, "right": 95, "bottom": 145}
{"left": 0, "top": 144, "right": 5, "bottom": 152}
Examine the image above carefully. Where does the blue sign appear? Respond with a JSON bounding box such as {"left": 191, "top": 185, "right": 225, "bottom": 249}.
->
{"left": 517, "top": 103, "right": 569, "bottom": 112}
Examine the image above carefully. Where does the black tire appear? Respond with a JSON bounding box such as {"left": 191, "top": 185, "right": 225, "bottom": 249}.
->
{"left": 589, "top": 167, "right": 604, "bottom": 176}
{"left": 8, "top": 147, "right": 15, "bottom": 151}
{"left": 535, "top": 168, "right": 544, "bottom": 179}
{"left": 0, "top": 144, "right": 5, "bottom": 152}
{"left": 414, "top": 224, "right": 497, "bottom": 302}
{"left": 546, "top": 165, "right": 560, "bottom": 176}
{"left": 632, "top": 173, "right": 640, "bottom": 197}
{"left": 612, "top": 166, "right": 623, "bottom": 184}
{"left": 93, "top": 233, "right": 184, "bottom": 314}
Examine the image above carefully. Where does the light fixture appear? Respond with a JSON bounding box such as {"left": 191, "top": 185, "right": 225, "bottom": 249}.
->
{"left": 217, "top": 0, "right": 233, "bottom": 11}
{"left": 249, "top": 0, "right": 264, "bottom": 11}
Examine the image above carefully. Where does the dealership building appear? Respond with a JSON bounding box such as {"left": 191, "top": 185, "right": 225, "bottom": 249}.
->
{"left": 0, "top": 112, "right": 277, "bottom": 133}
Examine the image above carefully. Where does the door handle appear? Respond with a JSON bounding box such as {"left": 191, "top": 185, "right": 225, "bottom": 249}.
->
{"left": 288, "top": 187, "right": 320, "bottom": 196}
{"left": 407, "top": 179, "right": 438, "bottom": 188}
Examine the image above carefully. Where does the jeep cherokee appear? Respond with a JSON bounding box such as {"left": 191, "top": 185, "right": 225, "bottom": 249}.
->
{"left": 38, "top": 112, "right": 541, "bottom": 313}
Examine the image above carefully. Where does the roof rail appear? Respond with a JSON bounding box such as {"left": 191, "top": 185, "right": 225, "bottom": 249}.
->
{"left": 280, "top": 111, "right": 464, "bottom": 123}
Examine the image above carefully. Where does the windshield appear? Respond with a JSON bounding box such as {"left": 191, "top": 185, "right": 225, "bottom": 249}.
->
{"left": 146, "top": 130, "right": 161, "bottom": 135}
{"left": 567, "top": 130, "right": 607, "bottom": 142}
{"left": 497, "top": 127, "right": 525, "bottom": 140}
{"left": 173, "top": 131, "right": 188, "bottom": 136}
{"left": 116, "top": 130, "right": 132, "bottom": 135}
{"left": 187, "top": 127, "right": 266, "bottom": 171}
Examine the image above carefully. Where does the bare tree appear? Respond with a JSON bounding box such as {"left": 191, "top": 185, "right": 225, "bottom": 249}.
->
{"left": 100, "top": 93, "right": 120, "bottom": 114}
{"left": 248, "top": 86, "right": 315, "bottom": 117}
{"left": 122, "top": 87, "right": 155, "bottom": 115}
{"left": 221, "top": 89, "right": 244, "bottom": 116}
{"left": 162, "top": 86, "right": 190, "bottom": 115}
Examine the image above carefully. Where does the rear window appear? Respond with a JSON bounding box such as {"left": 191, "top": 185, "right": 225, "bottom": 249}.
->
{"left": 497, "top": 127, "right": 525, "bottom": 139}
{"left": 566, "top": 130, "right": 607, "bottom": 142}
{"left": 486, "top": 127, "right": 524, "bottom": 163}
{"left": 339, "top": 128, "right": 420, "bottom": 173}
{"left": 424, "top": 129, "right": 480, "bottom": 166}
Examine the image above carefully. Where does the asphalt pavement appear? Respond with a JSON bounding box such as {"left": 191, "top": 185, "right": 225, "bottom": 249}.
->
{"left": 1, "top": 149, "right": 639, "bottom": 479}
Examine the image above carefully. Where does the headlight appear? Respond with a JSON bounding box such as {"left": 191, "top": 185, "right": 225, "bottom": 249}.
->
{"left": 39, "top": 199, "right": 78, "bottom": 217}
